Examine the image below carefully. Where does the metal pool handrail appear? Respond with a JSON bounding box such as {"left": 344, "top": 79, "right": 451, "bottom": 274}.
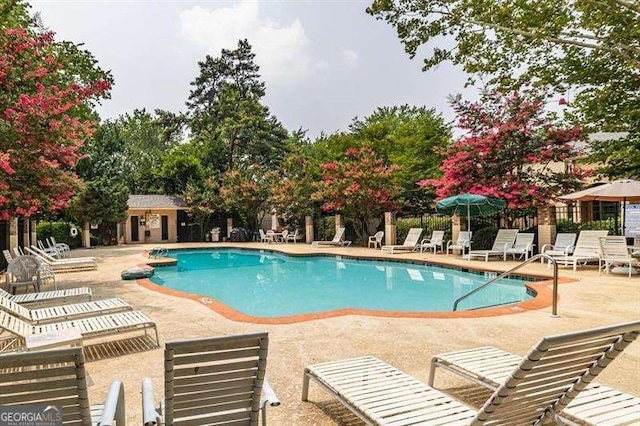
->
{"left": 453, "top": 254, "right": 559, "bottom": 316}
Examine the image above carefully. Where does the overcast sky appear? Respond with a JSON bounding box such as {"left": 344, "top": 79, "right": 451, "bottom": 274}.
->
{"left": 30, "top": 0, "right": 476, "bottom": 138}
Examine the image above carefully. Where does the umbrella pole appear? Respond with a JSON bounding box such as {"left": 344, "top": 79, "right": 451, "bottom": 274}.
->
{"left": 622, "top": 197, "right": 627, "bottom": 237}
{"left": 467, "top": 204, "right": 471, "bottom": 232}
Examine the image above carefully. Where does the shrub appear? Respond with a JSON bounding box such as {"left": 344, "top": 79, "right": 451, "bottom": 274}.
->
{"left": 36, "top": 221, "right": 82, "bottom": 248}
{"left": 557, "top": 218, "right": 618, "bottom": 235}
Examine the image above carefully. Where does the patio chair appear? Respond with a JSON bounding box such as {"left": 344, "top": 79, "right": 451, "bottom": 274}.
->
{"left": 5, "top": 255, "right": 41, "bottom": 294}
{"left": 0, "top": 309, "right": 159, "bottom": 351}
{"left": 302, "top": 320, "right": 640, "bottom": 425}
{"left": 141, "top": 332, "right": 280, "bottom": 426}
{"left": 420, "top": 230, "right": 445, "bottom": 254}
{"left": 38, "top": 239, "right": 61, "bottom": 258}
{"left": 550, "top": 230, "right": 609, "bottom": 271}
{"left": 368, "top": 231, "right": 384, "bottom": 249}
{"left": 446, "top": 231, "right": 472, "bottom": 255}
{"left": 540, "top": 232, "right": 577, "bottom": 262}
{"left": 381, "top": 228, "right": 423, "bottom": 254}
{"left": 0, "top": 291, "right": 132, "bottom": 324}
{"left": 259, "top": 229, "right": 271, "bottom": 243}
{"left": 0, "top": 347, "right": 125, "bottom": 425}
{"left": 312, "top": 227, "right": 351, "bottom": 247}
{"left": 24, "top": 246, "right": 97, "bottom": 273}
{"left": 428, "top": 321, "right": 640, "bottom": 426}
{"left": 285, "top": 229, "right": 300, "bottom": 243}
{"left": 467, "top": 229, "right": 519, "bottom": 261}
{"left": 503, "top": 232, "right": 535, "bottom": 260}
{"left": 47, "top": 236, "right": 70, "bottom": 254}
{"left": 599, "top": 235, "right": 639, "bottom": 278}
{"left": 0, "top": 286, "right": 92, "bottom": 307}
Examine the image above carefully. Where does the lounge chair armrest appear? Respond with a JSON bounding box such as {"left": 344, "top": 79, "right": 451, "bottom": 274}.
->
{"left": 420, "top": 238, "right": 430, "bottom": 245}
{"left": 142, "top": 378, "right": 161, "bottom": 426}
{"left": 261, "top": 378, "right": 281, "bottom": 408}
{"left": 99, "top": 380, "right": 125, "bottom": 426}
{"left": 540, "top": 243, "right": 553, "bottom": 253}
{"left": 446, "top": 240, "right": 453, "bottom": 248}
{"left": 565, "top": 244, "right": 575, "bottom": 254}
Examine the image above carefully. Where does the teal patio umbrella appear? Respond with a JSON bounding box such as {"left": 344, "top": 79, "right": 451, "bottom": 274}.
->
{"left": 436, "top": 193, "right": 506, "bottom": 230}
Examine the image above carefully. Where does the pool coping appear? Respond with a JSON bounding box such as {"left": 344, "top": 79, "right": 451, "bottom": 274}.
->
{"left": 137, "top": 247, "right": 576, "bottom": 324}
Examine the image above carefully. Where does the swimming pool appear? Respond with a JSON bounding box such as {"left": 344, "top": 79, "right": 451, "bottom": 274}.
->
{"left": 149, "top": 249, "right": 535, "bottom": 318}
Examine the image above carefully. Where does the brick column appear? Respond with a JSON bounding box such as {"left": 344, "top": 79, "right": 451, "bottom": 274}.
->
{"left": 29, "top": 219, "right": 37, "bottom": 247}
{"left": 335, "top": 214, "right": 341, "bottom": 233}
{"left": 579, "top": 201, "right": 593, "bottom": 222}
{"left": 384, "top": 212, "right": 396, "bottom": 245}
{"left": 21, "top": 219, "right": 29, "bottom": 248}
{"left": 83, "top": 221, "right": 91, "bottom": 248}
{"left": 537, "top": 206, "right": 556, "bottom": 252}
{"left": 9, "top": 217, "right": 18, "bottom": 251}
{"left": 305, "top": 215, "right": 313, "bottom": 244}
{"left": 226, "top": 218, "right": 233, "bottom": 241}
{"left": 451, "top": 213, "right": 465, "bottom": 244}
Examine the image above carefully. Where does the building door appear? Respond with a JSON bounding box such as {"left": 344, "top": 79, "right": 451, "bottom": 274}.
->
{"left": 161, "top": 215, "right": 169, "bottom": 240}
{"left": 131, "top": 216, "right": 139, "bottom": 242}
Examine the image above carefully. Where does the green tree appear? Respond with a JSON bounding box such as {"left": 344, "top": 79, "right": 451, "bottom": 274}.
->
{"left": 159, "top": 145, "right": 205, "bottom": 195}
{"left": 186, "top": 39, "right": 290, "bottom": 172}
{"left": 67, "top": 179, "right": 129, "bottom": 245}
{"left": 312, "top": 147, "right": 401, "bottom": 244}
{"left": 349, "top": 105, "right": 450, "bottom": 212}
{"left": 368, "top": 0, "right": 639, "bottom": 176}
{"left": 588, "top": 134, "right": 640, "bottom": 179}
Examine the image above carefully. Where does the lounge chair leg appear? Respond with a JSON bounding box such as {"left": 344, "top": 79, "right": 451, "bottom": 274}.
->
{"left": 427, "top": 359, "right": 438, "bottom": 386}
{"left": 154, "top": 326, "right": 160, "bottom": 346}
{"left": 301, "top": 370, "right": 310, "bottom": 401}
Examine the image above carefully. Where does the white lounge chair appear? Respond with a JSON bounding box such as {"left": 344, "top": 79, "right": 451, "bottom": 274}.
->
{"left": 503, "top": 232, "right": 535, "bottom": 260}
{"left": 368, "top": 231, "right": 384, "bottom": 249}
{"left": 25, "top": 246, "right": 97, "bottom": 272}
{"left": 599, "top": 236, "right": 639, "bottom": 278}
{"left": 0, "top": 286, "right": 92, "bottom": 307}
{"left": 446, "top": 231, "right": 472, "bottom": 255}
{"left": 312, "top": 227, "right": 351, "bottom": 247}
{"left": 0, "top": 347, "right": 125, "bottom": 425}
{"left": 47, "top": 236, "right": 70, "bottom": 254}
{"left": 0, "top": 292, "right": 132, "bottom": 324}
{"left": 302, "top": 321, "right": 640, "bottom": 425}
{"left": 428, "top": 322, "right": 640, "bottom": 426}
{"left": 540, "top": 232, "right": 577, "bottom": 262}
{"left": 550, "top": 230, "right": 609, "bottom": 271}
{"left": 420, "top": 230, "right": 445, "bottom": 253}
{"left": 468, "top": 229, "right": 519, "bottom": 261}
{"left": 0, "top": 309, "right": 159, "bottom": 351}
{"left": 142, "top": 332, "right": 280, "bottom": 426}
{"left": 29, "top": 244, "right": 97, "bottom": 262}
{"left": 381, "top": 228, "right": 423, "bottom": 254}
{"left": 38, "top": 239, "right": 62, "bottom": 258}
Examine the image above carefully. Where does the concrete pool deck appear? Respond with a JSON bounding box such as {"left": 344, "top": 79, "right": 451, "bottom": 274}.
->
{"left": 28, "top": 242, "right": 640, "bottom": 424}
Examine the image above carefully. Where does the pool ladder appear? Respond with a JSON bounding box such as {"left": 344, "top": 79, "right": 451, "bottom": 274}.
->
{"left": 452, "top": 254, "right": 559, "bottom": 317}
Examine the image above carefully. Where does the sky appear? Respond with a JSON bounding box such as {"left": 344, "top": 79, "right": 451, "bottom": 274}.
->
{"left": 30, "top": 0, "right": 476, "bottom": 138}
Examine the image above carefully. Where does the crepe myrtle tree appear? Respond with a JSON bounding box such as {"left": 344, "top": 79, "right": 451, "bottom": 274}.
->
{"left": 312, "top": 147, "right": 401, "bottom": 244}
{"left": 0, "top": 26, "right": 111, "bottom": 220}
{"left": 219, "top": 166, "right": 275, "bottom": 232}
{"left": 421, "top": 91, "right": 590, "bottom": 210}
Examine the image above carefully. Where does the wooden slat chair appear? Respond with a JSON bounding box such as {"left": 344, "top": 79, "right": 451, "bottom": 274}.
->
{"left": 468, "top": 229, "right": 519, "bottom": 262}
{"left": 0, "top": 292, "right": 132, "bottom": 324}
{"left": 142, "top": 332, "right": 280, "bottom": 426}
{"left": 0, "top": 286, "right": 92, "bottom": 307}
{"left": 302, "top": 321, "right": 640, "bottom": 425}
{"left": 0, "top": 347, "right": 125, "bottom": 425}
{"left": 0, "top": 310, "right": 159, "bottom": 351}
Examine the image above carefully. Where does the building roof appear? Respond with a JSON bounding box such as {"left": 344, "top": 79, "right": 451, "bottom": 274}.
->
{"left": 128, "top": 195, "right": 186, "bottom": 209}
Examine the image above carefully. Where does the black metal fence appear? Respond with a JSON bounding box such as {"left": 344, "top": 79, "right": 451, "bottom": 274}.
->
{"left": 555, "top": 203, "right": 621, "bottom": 235}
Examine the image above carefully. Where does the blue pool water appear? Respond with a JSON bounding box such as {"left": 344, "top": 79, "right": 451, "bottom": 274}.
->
{"left": 150, "top": 249, "right": 534, "bottom": 317}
